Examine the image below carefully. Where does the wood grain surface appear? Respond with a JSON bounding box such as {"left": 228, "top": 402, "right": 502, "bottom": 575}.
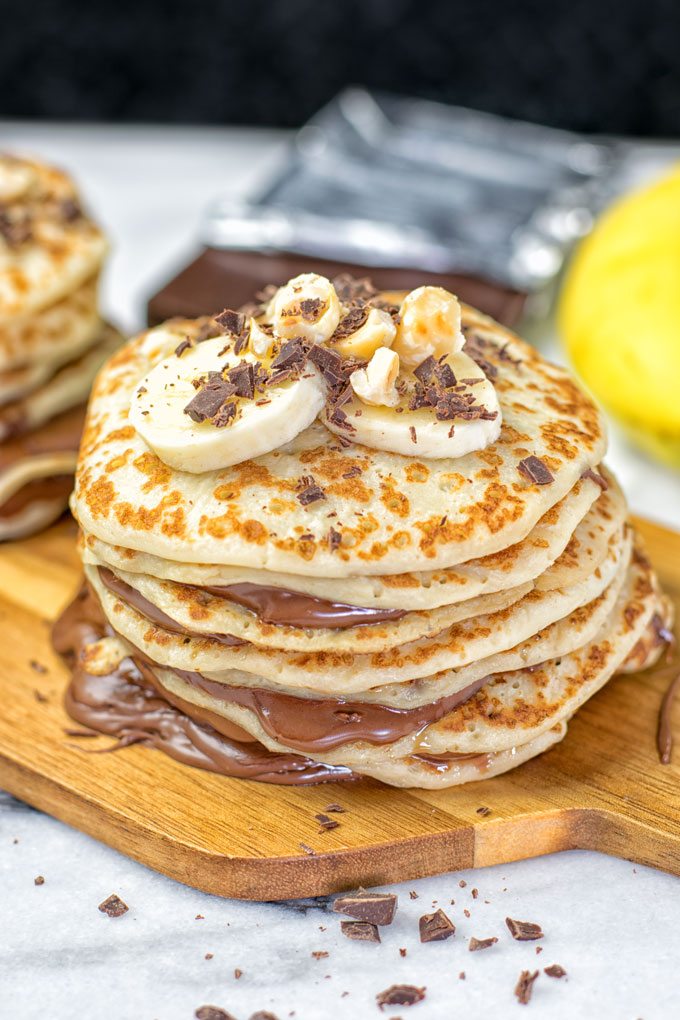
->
{"left": 0, "top": 515, "right": 678, "bottom": 901}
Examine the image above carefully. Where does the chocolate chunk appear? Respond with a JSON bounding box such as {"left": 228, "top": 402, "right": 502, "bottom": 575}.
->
{"left": 376, "top": 985, "right": 426, "bottom": 1010}
{"left": 212, "top": 401, "right": 237, "bottom": 428}
{"left": 581, "top": 467, "right": 609, "bottom": 491}
{"left": 195, "top": 1007, "right": 237, "bottom": 1020}
{"left": 413, "top": 356, "right": 437, "bottom": 383}
{"left": 506, "top": 916, "right": 544, "bottom": 941}
{"left": 435, "top": 360, "right": 457, "bottom": 389}
{"left": 341, "top": 920, "right": 381, "bottom": 943}
{"left": 333, "top": 890, "right": 397, "bottom": 926}
{"left": 98, "top": 893, "right": 128, "bottom": 917}
{"left": 215, "top": 308, "right": 246, "bottom": 335}
{"left": 514, "top": 970, "right": 539, "bottom": 1005}
{"left": 271, "top": 338, "right": 310, "bottom": 371}
{"left": 517, "top": 456, "right": 554, "bottom": 485}
{"left": 299, "top": 297, "right": 324, "bottom": 321}
{"left": 175, "top": 338, "right": 193, "bottom": 358}
{"left": 419, "top": 908, "right": 455, "bottom": 942}
{"left": 315, "top": 812, "right": 339, "bottom": 830}
{"left": 184, "top": 378, "right": 236, "bottom": 422}
{"left": 297, "top": 476, "right": 326, "bottom": 506}
{"left": 341, "top": 465, "right": 362, "bottom": 478}
{"left": 469, "top": 936, "right": 498, "bottom": 952}
{"left": 476, "top": 806, "right": 491, "bottom": 816}
{"left": 34, "top": 875, "right": 45, "bottom": 886}
{"left": 227, "top": 362, "right": 256, "bottom": 399}
{"left": 325, "top": 803, "right": 346, "bottom": 813}
{"left": 544, "top": 964, "right": 567, "bottom": 979}
{"left": 308, "top": 343, "right": 344, "bottom": 383}
{"left": 332, "top": 274, "right": 377, "bottom": 304}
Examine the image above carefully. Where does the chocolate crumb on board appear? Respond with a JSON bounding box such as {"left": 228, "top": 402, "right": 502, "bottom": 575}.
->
{"left": 506, "top": 916, "right": 544, "bottom": 941}
{"left": 376, "top": 985, "right": 426, "bottom": 1010}
{"left": 34, "top": 690, "right": 48, "bottom": 703}
{"left": 325, "top": 803, "right": 346, "bottom": 813}
{"left": 299, "top": 843, "right": 317, "bottom": 856}
{"left": 517, "top": 455, "right": 554, "bottom": 485}
{"left": 341, "top": 920, "right": 381, "bottom": 943}
{"left": 315, "top": 813, "right": 340, "bottom": 831}
{"left": 312, "top": 950, "right": 329, "bottom": 959}
{"left": 469, "top": 936, "right": 498, "bottom": 952}
{"left": 34, "top": 875, "right": 45, "bottom": 886}
{"left": 419, "top": 908, "right": 455, "bottom": 942}
{"left": 30, "top": 659, "right": 47, "bottom": 674}
{"left": 333, "top": 890, "right": 397, "bottom": 925}
{"left": 476, "top": 806, "right": 491, "bottom": 816}
{"left": 195, "top": 1007, "right": 237, "bottom": 1020}
{"left": 98, "top": 893, "right": 128, "bottom": 917}
{"left": 514, "top": 969, "right": 539, "bottom": 1005}
{"left": 544, "top": 964, "right": 567, "bottom": 979}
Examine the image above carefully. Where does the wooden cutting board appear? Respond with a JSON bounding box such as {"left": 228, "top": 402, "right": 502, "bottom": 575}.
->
{"left": 0, "top": 515, "right": 678, "bottom": 901}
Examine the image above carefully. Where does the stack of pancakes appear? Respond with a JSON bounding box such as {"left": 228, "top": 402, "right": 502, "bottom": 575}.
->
{"left": 57, "top": 279, "right": 672, "bottom": 787}
{"left": 0, "top": 154, "right": 119, "bottom": 539}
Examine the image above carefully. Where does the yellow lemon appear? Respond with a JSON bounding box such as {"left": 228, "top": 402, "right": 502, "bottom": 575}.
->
{"left": 558, "top": 164, "right": 680, "bottom": 468}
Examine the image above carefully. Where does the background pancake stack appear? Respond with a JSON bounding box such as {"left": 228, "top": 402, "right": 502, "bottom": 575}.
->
{"left": 58, "top": 278, "right": 673, "bottom": 788}
{"left": 0, "top": 154, "right": 120, "bottom": 539}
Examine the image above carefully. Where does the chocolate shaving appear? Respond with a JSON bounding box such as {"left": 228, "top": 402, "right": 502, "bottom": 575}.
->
{"left": 308, "top": 343, "right": 344, "bottom": 383}
{"left": 376, "top": 985, "right": 426, "bottom": 1010}
{"left": 299, "top": 297, "right": 323, "bottom": 321}
{"left": 544, "top": 964, "right": 567, "bottom": 979}
{"left": 327, "top": 527, "right": 342, "bottom": 553}
{"left": 332, "top": 274, "right": 377, "bottom": 304}
{"left": 342, "top": 465, "right": 362, "bottom": 478}
{"left": 476, "top": 806, "right": 491, "bottom": 816}
{"left": 341, "top": 920, "right": 381, "bottom": 943}
{"left": 469, "top": 936, "right": 498, "bottom": 952}
{"left": 98, "top": 893, "right": 128, "bottom": 918}
{"left": 212, "top": 401, "right": 237, "bottom": 428}
{"left": 215, "top": 309, "right": 246, "bottom": 335}
{"left": 325, "top": 803, "right": 346, "bottom": 813}
{"left": 658, "top": 670, "right": 680, "bottom": 765}
{"left": 333, "top": 890, "right": 397, "bottom": 926}
{"left": 297, "top": 476, "right": 326, "bottom": 506}
{"left": 419, "top": 908, "right": 455, "bottom": 942}
{"left": 514, "top": 970, "right": 539, "bottom": 1005}
{"left": 581, "top": 467, "right": 609, "bottom": 491}
{"left": 226, "top": 362, "right": 256, "bottom": 399}
{"left": 331, "top": 306, "right": 370, "bottom": 341}
{"left": 517, "top": 456, "right": 554, "bottom": 485}
{"left": 315, "top": 812, "right": 340, "bottom": 831}
{"left": 270, "top": 338, "right": 310, "bottom": 372}
{"left": 506, "top": 917, "right": 544, "bottom": 941}
{"left": 195, "top": 1007, "right": 237, "bottom": 1020}
{"left": 175, "top": 338, "right": 193, "bottom": 358}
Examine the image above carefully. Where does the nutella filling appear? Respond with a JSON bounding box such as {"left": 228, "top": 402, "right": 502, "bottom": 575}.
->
{"left": 53, "top": 586, "right": 356, "bottom": 785}
{"left": 0, "top": 402, "right": 86, "bottom": 471}
{"left": 201, "top": 581, "right": 406, "bottom": 629}
{"left": 0, "top": 475, "right": 73, "bottom": 518}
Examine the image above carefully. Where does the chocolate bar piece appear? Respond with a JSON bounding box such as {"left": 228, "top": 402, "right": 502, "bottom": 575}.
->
{"left": 147, "top": 248, "right": 526, "bottom": 327}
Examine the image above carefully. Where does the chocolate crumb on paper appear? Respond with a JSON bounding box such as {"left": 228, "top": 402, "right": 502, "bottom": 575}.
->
{"left": 514, "top": 969, "right": 539, "bottom": 1005}
{"left": 409, "top": 890, "right": 419, "bottom": 900}
{"left": 341, "top": 920, "right": 381, "bottom": 943}
{"left": 249, "top": 1012, "right": 280, "bottom": 1020}
{"left": 376, "top": 985, "right": 426, "bottom": 1010}
{"left": 399, "top": 947, "right": 407, "bottom": 957}
{"left": 419, "top": 908, "right": 455, "bottom": 942}
{"left": 333, "top": 890, "right": 397, "bottom": 925}
{"left": 544, "top": 964, "right": 567, "bottom": 979}
{"left": 517, "top": 455, "right": 554, "bottom": 485}
{"left": 312, "top": 950, "right": 329, "bottom": 959}
{"left": 98, "top": 893, "right": 128, "bottom": 917}
{"left": 469, "top": 936, "right": 498, "bottom": 952}
{"left": 34, "top": 875, "right": 45, "bottom": 886}
{"left": 506, "top": 916, "right": 544, "bottom": 941}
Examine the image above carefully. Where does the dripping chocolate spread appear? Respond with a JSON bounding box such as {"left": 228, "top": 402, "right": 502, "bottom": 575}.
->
{"left": 53, "top": 586, "right": 356, "bottom": 785}
{"left": 99, "top": 566, "right": 406, "bottom": 632}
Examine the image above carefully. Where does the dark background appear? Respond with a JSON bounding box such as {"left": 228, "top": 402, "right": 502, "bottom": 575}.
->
{"left": 3, "top": 0, "right": 680, "bottom": 135}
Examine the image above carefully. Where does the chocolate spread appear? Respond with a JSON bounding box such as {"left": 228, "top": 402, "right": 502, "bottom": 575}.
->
{"left": 0, "top": 403, "right": 85, "bottom": 471}
{"left": 53, "top": 586, "right": 356, "bottom": 785}
{"left": 202, "top": 581, "right": 406, "bottom": 629}
{"left": 0, "top": 475, "right": 73, "bottom": 518}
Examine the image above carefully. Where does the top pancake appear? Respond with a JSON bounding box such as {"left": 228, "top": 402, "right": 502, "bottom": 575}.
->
{"left": 73, "top": 304, "right": 607, "bottom": 577}
{"left": 0, "top": 155, "right": 107, "bottom": 328}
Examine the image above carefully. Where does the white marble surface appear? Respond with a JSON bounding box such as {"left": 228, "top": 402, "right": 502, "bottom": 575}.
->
{"left": 1, "top": 123, "right": 680, "bottom": 1020}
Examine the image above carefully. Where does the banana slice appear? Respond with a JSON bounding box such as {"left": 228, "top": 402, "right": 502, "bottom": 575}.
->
{"left": 271, "top": 273, "right": 340, "bottom": 344}
{"left": 325, "top": 350, "right": 502, "bottom": 458}
{"left": 130, "top": 336, "right": 325, "bottom": 473}
{"left": 393, "top": 286, "right": 465, "bottom": 368}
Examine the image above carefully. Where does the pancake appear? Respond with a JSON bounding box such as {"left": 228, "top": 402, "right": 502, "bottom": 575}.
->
{"left": 72, "top": 305, "right": 607, "bottom": 575}
{"left": 55, "top": 274, "right": 671, "bottom": 789}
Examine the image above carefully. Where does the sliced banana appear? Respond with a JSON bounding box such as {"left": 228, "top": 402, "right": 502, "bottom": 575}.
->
{"left": 350, "top": 347, "right": 400, "bottom": 407}
{"left": 130, "top": 336, "right": 325, "bottom": 473}
{"left": 332, "top": 307, "right": 397, "bottom": 359}
{"left": 393, "top": 286, "right": 464, "bottom": 368}
{"left": 271, "top": 273, "right": 340, "bottom": 344}
{"left": 324, "top": 350, "right": 502, "bottom": 458}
